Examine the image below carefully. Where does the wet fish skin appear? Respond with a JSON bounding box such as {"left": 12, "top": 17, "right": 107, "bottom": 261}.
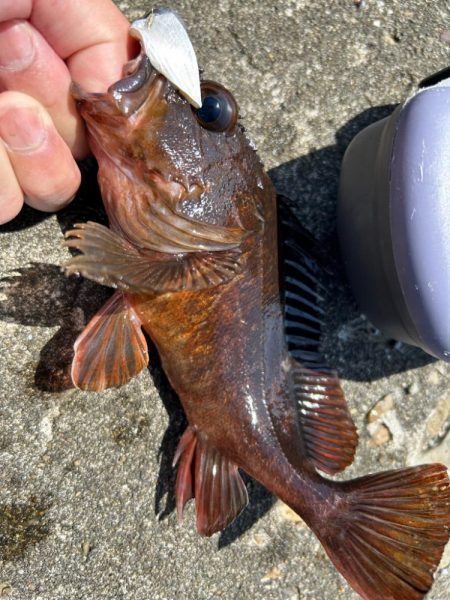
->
{"left": 64, "top": 23, "right": 450, "bottom": 600}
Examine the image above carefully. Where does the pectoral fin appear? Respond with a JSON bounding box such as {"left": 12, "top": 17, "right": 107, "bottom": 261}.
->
{"left": 72, "top": 290, "right": 148, "bottom": 391}
{"left": 64, "top": 221, "right": 242, "bottom": 293}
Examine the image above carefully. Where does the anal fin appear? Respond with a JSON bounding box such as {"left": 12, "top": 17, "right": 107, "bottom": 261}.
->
{"left": 173, "top": 427, "right": 248, "bottom": 536}
{"left": 64, "top": 221, "right": 242, "bottom": 293}
{"left": 72, "top": 290, "right": 148, "bottom": 391}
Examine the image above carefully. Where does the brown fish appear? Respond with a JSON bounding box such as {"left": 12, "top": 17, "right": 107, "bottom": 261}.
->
{"left": 64, "top": 9, "right": 450, "bottom": 600}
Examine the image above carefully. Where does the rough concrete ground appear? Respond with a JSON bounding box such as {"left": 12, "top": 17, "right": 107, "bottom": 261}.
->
{"left": 1, "top": 1, "right": 450, "bottom": 598}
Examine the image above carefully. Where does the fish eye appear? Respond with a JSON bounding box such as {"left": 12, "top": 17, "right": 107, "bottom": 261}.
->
{"left": 195, "top": 81, "right": 238, "bottom": 133}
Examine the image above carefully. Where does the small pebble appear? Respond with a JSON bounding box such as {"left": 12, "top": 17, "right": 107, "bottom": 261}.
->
{"left": 441, "top": 29, "right": 450, "bottom": 44}
{"left": 367, "top": 423, "right": 392, "bottom": 447}
{"left": 367, "top": 394, "right": 394, "bottom": 423}
{"left": 406, "top": 382, "right": 420, "bottom": 395}
{"left": 427, "top": 370, "right": 441, "bottom": 385}
{"left": 276, "top": 501, "right": 305, "bottom": 526}
{"left": 425, "top": 397, "right": 450, "bottom": 439}
{"left": 252, "top": 531, "right": 269, "bottom": 547}
{"left": 82, "top": 540, "right": 93, "bottom": 560}
{"left": 261, "top": 566, "right": 282, "bottom": 582}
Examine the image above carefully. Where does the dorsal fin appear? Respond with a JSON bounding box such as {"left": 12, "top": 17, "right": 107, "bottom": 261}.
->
{"left": 278, "top": 196, "right": 328, "bottom": 369}
{"left": 278, "top": 196, "right": 358, "bottom": 473}
{"left": 292, "top": 364, "right": 358, "bottom": 473}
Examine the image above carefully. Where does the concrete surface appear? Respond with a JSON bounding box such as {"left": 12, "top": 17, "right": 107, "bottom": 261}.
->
{"left": 1, "top": 1, "right": 450, "bottom": 598}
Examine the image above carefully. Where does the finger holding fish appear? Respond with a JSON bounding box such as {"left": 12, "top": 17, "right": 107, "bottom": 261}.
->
{"left": 0, "top": 18, "right": 87, "bottom": 158}
{"left": 0, "top": 0, "right": 133, "bottom": 157}
{"left": 0, "top": 91, "right": 80, "bottom": 217}
{"left": 30, "top": 0, "right": 133, "bottom": 93}
{"left": 0, "top": 141, "right": 22, "bottom": 224}
{"left": 0, "top": 0, "right": 133, "bottom": 224}
{"left": 0, "top": 0, "right": 132, "bottom": 95}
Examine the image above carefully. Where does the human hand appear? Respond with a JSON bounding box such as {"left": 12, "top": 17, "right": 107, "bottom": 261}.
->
{"left": 0, "top": 0, "right": 133, "bottom": 224}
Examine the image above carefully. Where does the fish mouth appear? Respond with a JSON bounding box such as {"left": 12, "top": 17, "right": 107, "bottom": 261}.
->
{"left": 72, "top": 8, "right": 201, "bottom": 117}
{"left": 129, "top": 8, "right": 202, "bottom": 108}
{"left": 107, "top": 53, "right": 159, "bottom": 116}
{"left": 71, "top": 51, "right": 163, "bottom": 121}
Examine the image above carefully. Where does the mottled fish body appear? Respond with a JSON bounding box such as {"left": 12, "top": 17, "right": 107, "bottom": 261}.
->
{"left": 65, "top": 9, "right": 450, "bottom": 600}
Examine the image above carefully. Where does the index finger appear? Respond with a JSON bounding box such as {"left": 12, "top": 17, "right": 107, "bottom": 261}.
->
{"left": 33, "top": 0, "right": 135, "bottom": 90}
{"left": 1, "top": 0, "right": 135, "bottom": 91}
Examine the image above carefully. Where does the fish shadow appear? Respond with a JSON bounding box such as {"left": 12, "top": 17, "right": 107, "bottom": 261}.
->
{"left": 149, "top": 339, "right": 276, "bottom": 548}
{"left": 269, "top": 104, "right": 435, "bottom": 381}
{"left": 0, "top": 106, "right": 434, "bottom": 546}
{"left": 149, "top": 338, "right": 187, "bottom": 521}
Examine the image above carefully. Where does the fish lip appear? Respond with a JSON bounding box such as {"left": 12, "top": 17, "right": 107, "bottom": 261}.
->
{"left": 130, "top": 8, "right": 202, "bottom": 109}
{"left": 107, "top": 53, "right": 158, "bottom": 116}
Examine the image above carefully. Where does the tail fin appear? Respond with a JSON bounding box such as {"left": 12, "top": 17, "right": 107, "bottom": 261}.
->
{"left": 313, "top": 464, "right": 450, "bottom": 600}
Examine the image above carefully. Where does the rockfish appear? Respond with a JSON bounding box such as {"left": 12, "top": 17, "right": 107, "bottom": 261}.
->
{"left": 64, "top": 9, "right": 450, "bottom": 600}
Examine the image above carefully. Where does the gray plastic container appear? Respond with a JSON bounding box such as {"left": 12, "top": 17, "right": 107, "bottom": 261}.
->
{"left": 338, "top": 69, "right": 450, "bottom": 361}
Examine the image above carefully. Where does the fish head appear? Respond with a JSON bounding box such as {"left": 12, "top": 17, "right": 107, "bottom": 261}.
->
{"left": 72, "top": 8, "right": 269, "bottom": 228}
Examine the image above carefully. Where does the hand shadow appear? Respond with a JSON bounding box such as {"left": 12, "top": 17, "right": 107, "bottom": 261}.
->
{"left": 0, "top": 263, "right": 112, "bottom": 392}
{"left": 0, "top": 160, "right": 112, "bottom": 392}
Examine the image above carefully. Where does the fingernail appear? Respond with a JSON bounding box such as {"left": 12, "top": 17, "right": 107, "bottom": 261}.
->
{"left": 0, "top": 21, "right": 35, "bottom": 72}
{"left": 0, "top": 106, "right": 47, "bottom": 153}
